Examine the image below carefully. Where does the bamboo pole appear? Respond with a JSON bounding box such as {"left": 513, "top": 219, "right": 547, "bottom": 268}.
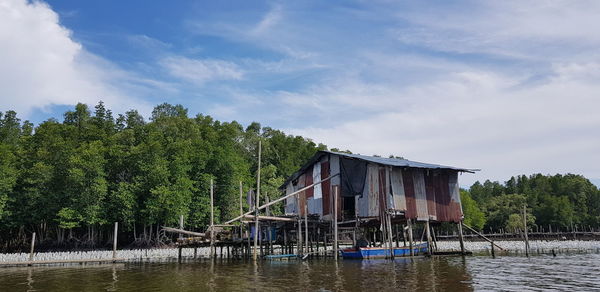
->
{"left": 458, "top": 221, "right": 466, "bottom": 255}
{"left": 253, "top": 140, "right": 262, "bottom": 261}
{"left": 304, "top": 203, "right": 309, "bottom": 255}
{"left": 210, "top": 179, "right": 215, "bottom": 258}
{"left": 462, "top": 223, "right": 504, "bottom": 251}
{"left": 239, "top": 181, "right": 243, "bottom": 239}
{"left": 407, "top": 219, "right": 414, "bottom": 257}
{"left": 113, "top": 222, "right": 118, "bottom": 260}
{"left": 29, "top": 232, "right": 36, "bottom": 262}
{"left": 425, "top": 220, "right": 433, "bottom": 256}
{"left": 162, "top": 227, "right": 205, "bottom": 237}
{"left": 224, "top": 173, "right": 339, "bottom": 224}
{"left": 179, "top": 215, "right": 184, "bottom": 239}
{"left": 523, "top": 204, "right": 530, "bottom": 257}
{"left": 333, "top": 186, "right": 339, "bottom": 260}
{"left": 387, "top": 212, "right": 394, "bottom": 258}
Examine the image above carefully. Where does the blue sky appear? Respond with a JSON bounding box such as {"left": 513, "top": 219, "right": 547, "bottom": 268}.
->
{"left": 1, "top": 0, "right": 599, "bottom": 187}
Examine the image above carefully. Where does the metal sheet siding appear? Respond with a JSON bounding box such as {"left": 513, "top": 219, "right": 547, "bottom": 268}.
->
{"left": 313, "top": 162, "right": 322, "bottom": 199}
{"left": 307, "top": 196, "right": 317, "bottom": 215}
{"left": 412, "top": 170, "right": 429, "bottom": 221}
{"left": 321, "top": 161, "right": 331, "bottom": 215}
{"left": 402, "top": 170, "right": 417, "bottom": 219}
{"left": 330, "top": 154, "right": 340, "bottom": 186}
{"left": 424, "top": 172, "right": 438, "bottom": 221}
{"left": 367, "top": 164, "right": 381, "bottom": 217}
{"left": 390, "top": 168, "right": 407, "bottom": 211}
{"left": 298, "top": 174, "right": 306, "bottom": 217}
{"left": 305, "top": 166, "right": 314, "bottom": 198}
{"left": 448, "top": 171, "right": 463, "bottom": 222}
{"left": 285, "top": 182, "right": 296, "bottom": 215}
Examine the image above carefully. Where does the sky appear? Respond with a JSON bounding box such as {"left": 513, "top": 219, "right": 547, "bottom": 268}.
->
{"left": 1, "top": 0, "right": 599, "bottom": 187}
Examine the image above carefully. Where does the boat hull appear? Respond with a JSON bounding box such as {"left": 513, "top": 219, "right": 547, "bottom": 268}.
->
{"left": 340, "top": 243, "right": 428, "bottom": 259}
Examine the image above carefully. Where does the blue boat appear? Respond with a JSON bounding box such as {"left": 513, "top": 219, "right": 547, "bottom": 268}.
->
{"left": 340, "top": 243, "right": 428, "bottom": 259}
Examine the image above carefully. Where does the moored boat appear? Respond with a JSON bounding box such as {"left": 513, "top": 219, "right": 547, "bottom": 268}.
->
{"left": 340, "top": 243, "right": 428, "bottom": 259}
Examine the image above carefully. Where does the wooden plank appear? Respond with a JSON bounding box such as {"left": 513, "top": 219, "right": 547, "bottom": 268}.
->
{"left": 224, "top": 173, "right": 340, "bottom": 224}
{"left": 162, "top": 227, "right": 205, "bottom": 237}
{"left": 243, "top": 214, "right": 295, "bottom": 222}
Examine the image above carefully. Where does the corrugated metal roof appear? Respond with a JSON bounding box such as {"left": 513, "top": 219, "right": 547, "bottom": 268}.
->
{"left": 280, "top": 150, "right": 478, "bottom": 189}
{"left": 326, "top": 151, "right": 477, "bottom": 172}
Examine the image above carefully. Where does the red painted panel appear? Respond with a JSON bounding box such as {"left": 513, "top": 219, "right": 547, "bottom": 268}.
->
{"left": 305, "top": 166, "right": 314, "bottom": 198}
{"left": 321, "top": 161, "right": 331, "bottom": 215}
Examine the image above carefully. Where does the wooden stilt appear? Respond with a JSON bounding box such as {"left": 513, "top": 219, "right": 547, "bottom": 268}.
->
{"left": 458, "top": 221, "right": 466, "bottom": 255}
{"left": 239, "top": 181, "right": 244, "bottom": 239}
{"left": 333, "top": 186, "right": 339, "bottom": 260}
{"left": 297, "top": 216, "right": 302, "bottom": 255}
{"left": 253, "top": 140, "right": 262, "bottom": 261}
{"left": 425, "top": 220, "right": 433, "bottom": 256}
{"left": 112, "top": 222, "right": 118, "bottom": 260}
{"left": 304, "top": 204, "right": 309, "bottom": 255}
{"left": 386, "top": 213, "right": 394, "bottom": 259}
{"left": 29, "top": 232, "right": 36, "bottom": 263}
{"left": 523, "top": 204, "right": 530, "bottom": 257}
{"left": 407, "top": 219, "right": 414, "bottom": 257}
{"left": 210, "top": 179, "right": 215, "bottom": 259}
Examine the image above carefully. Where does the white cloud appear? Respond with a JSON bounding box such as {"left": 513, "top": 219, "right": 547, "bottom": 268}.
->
{"left": 284, "top": 62, "right": 600, "bottom": 186}
{"left": 394, "top": 1, "right": 600, "bottom": 61}
{"left": 251, "top": 4, "right": 283, "bottom": 36}
{"left": 160, "top": 56, "right": 244, "bottom": 85}
{"left": 0, "top": 0, "right": 155, "bottom": 117}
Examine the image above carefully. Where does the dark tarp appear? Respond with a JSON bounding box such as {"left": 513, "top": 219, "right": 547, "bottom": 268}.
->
{"left": 340, "top": 157, "right": 368, "bottom": 198}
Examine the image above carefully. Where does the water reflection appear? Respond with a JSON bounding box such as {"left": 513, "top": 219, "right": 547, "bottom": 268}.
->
{"left": 2, "top": 254, "right": 599, "bottom": 291}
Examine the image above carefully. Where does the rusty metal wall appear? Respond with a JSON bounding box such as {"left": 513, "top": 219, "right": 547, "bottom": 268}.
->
{"left": 390, "top": 168, "right": 407, "bottom": 211}
{"left": 286, "top": 154, "right": 463, "bottom": 223}
{"left": 424, "top": 171, "right": 438, "bottom": 221}
{"left": 412, "top": 169, "right": 429, "bottom": 221}
{"left": 447, "top": 171, "right": 463, "bottom": 222}
{"left": 402, "top": 170, "right": 417, "bottom": 219}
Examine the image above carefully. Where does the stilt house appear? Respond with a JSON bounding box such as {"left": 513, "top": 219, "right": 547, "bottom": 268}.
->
{"left": 281, "top": 151, "right": 476, "bottom": 223}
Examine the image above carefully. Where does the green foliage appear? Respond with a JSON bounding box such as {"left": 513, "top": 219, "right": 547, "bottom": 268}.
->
{"left": 56, "top": 207, "right": 81, "bottom": 229}
{"left": 0, "top": 102, "right": 326, "bottom": 247}
{"left": 469, "top": 174, "right": 600, "bottom": 231}
{"left": 460, "top": 190, "right": 486, "bottom": 230}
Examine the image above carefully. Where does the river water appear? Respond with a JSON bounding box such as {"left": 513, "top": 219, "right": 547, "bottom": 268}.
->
{"left": 1, "top": 253, "right": 599, "bottom": 291}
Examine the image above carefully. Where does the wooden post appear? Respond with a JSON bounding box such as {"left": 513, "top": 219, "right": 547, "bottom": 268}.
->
{"left": 210, "top": 179, "right": 215, "bottom": 259}
{"left": 491, "top": 241, "right": 496, "bottom": 258}
{"left": 112, "top": 222, "right": 118, "bottom": 260}
{"left": 425, "top": 220, "right": 433, "bottom": 256}
{"left": 458, "top": 221, "right": 466, "bottom": 255}
{"left": 253, "top": 140, "right": 262, "bottom": 261}
{"left": 304, "top": 203, "right": 309, "bottom": 255}
{"left": 239, "top": 181, "right": 243, "bottom": 239}
{"left": 395, "top": 224, "right": 400, "bottom": 248}
{"left": 523, "top": 204, "right": 530, "bottom": 257}
{"left": 29, "top": 232, "right": 36, "bottom": 262}
{"left": 297, "top": 194, "right": 302, "bottom": 255}
{"left": 407, "top": 219, "right": 414, "bottom": 256}
{"left": 387, "top": 213, "right": 395, "bottom": 258}
{"left": 178, "top": 246, "right": 182, "bottom": 262}
{"left": 333, "top": 186, "right": 339, "bottom": 260}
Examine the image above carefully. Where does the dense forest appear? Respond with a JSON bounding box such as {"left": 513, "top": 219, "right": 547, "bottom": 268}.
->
{"left": 1, "top": 102, "right": 599, "bottom": 251}
{"left": 461, "top": 174, "right": 600, "bottom": 233}
{"left": 0, "top": 102, "right": 326, "bottom": 251}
